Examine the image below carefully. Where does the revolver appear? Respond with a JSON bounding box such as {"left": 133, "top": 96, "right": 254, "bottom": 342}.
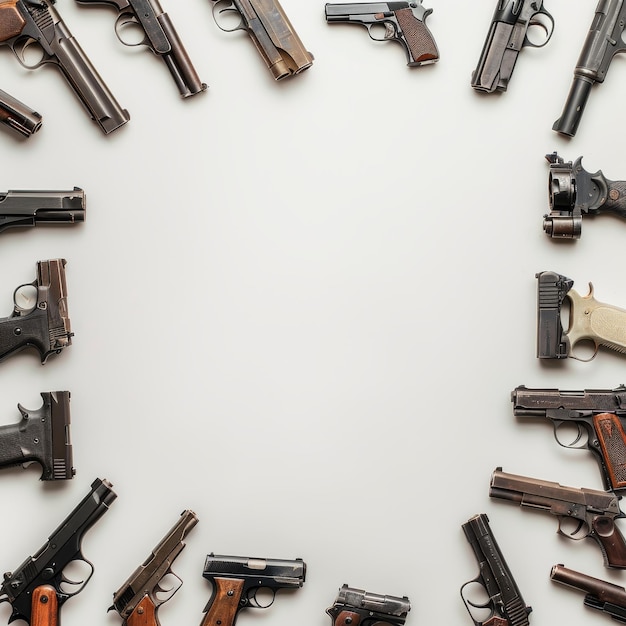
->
{"left": 324, "top": 1, "right": 439, "bottom": 67}
{"left": 544, "top": 152, "right": 626, "bottom": 239}
{"left": 210, "top": 0, "right": 313, "bottom": 80}
{"left": 0, "top": 391, "right": 74, "bottom": 480}
{"left": 74, "top": 0, "right": 207, "bottom": 97}
{"left": 110, "top": 510, "right": 198, "bottom": 626}
{"left": 536, "top": 270, "right": 626, "bottom": 361}
{"left": 490, "top": 467, "right": 626, "bottom": 569}
{"left": 0, "top": 88, "right": 41, "bottom": 137}
{"left": 326, "top": 584, "right": 411, "bottom": 626}
{"left": 0, "top": 0, "right": 129, "bottom": 134}
{"left": 0, "top": 259, "right": 72, "bottom": 364}
{"left": 471, "top": 0, "right": 553, "bottom": 93}
{"left": 512, "top": 384, "right": 626, "bottom": 493}
{"left": 0, "top": 187, "right": 85, "bottom": 234}
{"left": 553, "top": 0, "right": 626, "bottom": 136}
{"left": 461, "top": 513, "right": 532, "bottom": 626}
{"left": 200, "top": 554, "right": 306, "bottom": 626}
{"left": 0, "top": 478, "right": 117, "bottom": 625}
{"left": 551, "top": 563, "right": 626, "bottom": 621}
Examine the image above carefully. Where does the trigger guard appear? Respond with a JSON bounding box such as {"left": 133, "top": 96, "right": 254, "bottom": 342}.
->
{"left": 553, "top": 422, "right": 586, "bottom": 449}
{"left": 12, "top": 37, "right": 51, "bottom": 69}
{"left": 366, "top": 21, "right": 395, "bottom": 41}
{"left": 249, "top": 588, "right": 276, "bottom": 609}
{"left": 115, "top": 13, "right": 148, "bottom": 47}
{"left": 523, "top": 13, "right": 554, "bottom": 48}
{"left": 557, "top": 517, "right": 587, "bottom": 540}
{"left": 212, "top": 1, "right": 245, "bottom": 32}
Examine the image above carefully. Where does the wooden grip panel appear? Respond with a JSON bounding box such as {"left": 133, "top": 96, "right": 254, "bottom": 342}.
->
{"left": 200, "top": 578, "right": 245, "bottom": 626}
{"left": 31, "top": 585, "right": 58, "bottom": 626}
{"left": 127, "top": 596, "right": 158, "bottom": 626}
{"left": 394, "top": 8, "right": 437, "bottom": 65}
{"left": 594, "top": 413, "right": 626, "bottom": 490}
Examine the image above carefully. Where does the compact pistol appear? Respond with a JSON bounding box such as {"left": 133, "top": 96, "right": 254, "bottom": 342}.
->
{"left": 324, "top": 1, "right": 439, "bottom": 67}
{"left": 461, "top": 513, "right": 532, "bottom": 626}
{"left": 326, "top": 584, "right": 411, "bottom": 626}
{"left": 0, "top": 258, "right": 72, "bottom": 364}
{"left": 512, "top": 384, "right": 626, "bottom": 492}
{"left": 200, "top": 554, "right": 306, "bottom": 626}
{"left": 110, "top": 510, "right": 198, "bottom": 626}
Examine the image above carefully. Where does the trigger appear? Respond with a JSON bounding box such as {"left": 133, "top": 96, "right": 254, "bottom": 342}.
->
{"left": 384, "top": 22, "right": 395, "bottom": 39}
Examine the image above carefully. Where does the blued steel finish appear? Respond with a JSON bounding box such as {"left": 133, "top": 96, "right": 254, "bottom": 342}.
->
{"left": 553, "top": 0, "right": 626, "bottom": 136}
{"left": 0, "top": 187, "right": 85, "bottom": 234}
{"left": 0, "top": 0, "right": 129, "bottom": 133}
{"left": 471, "top": 0, "right": 553, "bottom": 92}
{"left": 325, "top": 1, "right": 439, "bottom": 67}
{"left": 544, "top": 152, "right": 626, "bottom": 238}
{"left": 0, "top": 88, "right": 41, "bottom": 137}
{"left": 461, "top": 513, "right": 531, "bottom": 626}
{"left": 75, "top": 0, "right": 207, "bottom": 97}
{"left": 327, "top": 584, "right": 410, "bottom": 626}
{"left": 0, "top": 478, "right": 117, "bottom": 624}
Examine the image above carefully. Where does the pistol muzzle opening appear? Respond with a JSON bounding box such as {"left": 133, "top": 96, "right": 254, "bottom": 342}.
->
{"left": 543, "top": 215, "right": 581, "bottom": 239}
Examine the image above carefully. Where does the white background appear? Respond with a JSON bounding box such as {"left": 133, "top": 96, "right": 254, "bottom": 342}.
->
{"left": 0, "top": 0, "right": 626, "bottom": 625}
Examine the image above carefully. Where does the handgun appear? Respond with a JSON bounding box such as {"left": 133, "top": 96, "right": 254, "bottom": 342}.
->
{"left": 490, "top": 467, "right": 626, "bottom": 569}
{"left": 324, "top": 1, "right": 438, "bottom": 67}
{"left": 326, "top": 584, "right": 411, "bottom": 626}
{"left": 210, "top": 0, "right": 313, "bottom": 80}
{"left": 0, "top": 0, "right": 129, "bottom": 134}
{"left": 553, "top": 0, "right": 626, "bottom": 136}
{"left": 512, "top": 384, "right": 626, "bottom": 492}
{"left": 0, "top": 477, "right": 117, "bottom": 625}
{"left": 544, "top": 152, "right": 626, "bottom": 239}
{"left": 0, "top": 391, "right": 73, "bottom": 480}
{"left": 0, "top": 258, "right": 72, "bottom": 364}
{"left": 110, "top": 510, "right": 198, "bottom": 626}
{"left": 471, "top": 0, "right": 553, "bottom": 92}
{"left": 200, "top": 554, "right": 306, "bottom": 626}
{"left": 461, "top": 513, "right": 532, "bottom": 626}
{"left": 0, "top": 88, "right": 41, "bottom": 137}
{"left": 551, "top": 563, "right": 626, "bottom": 622}
{"left": 0, "top": 187, "right": 85, "bottom": 234}
{"left": 536, "top": 270, "right": 626, "bottom": 361}
{"left": 74, "top": 0, "right": 207, "bottom": 97}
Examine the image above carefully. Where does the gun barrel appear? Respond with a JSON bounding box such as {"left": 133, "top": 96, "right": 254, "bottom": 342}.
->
{"left": 551, "top": 564, "right": 626, "bottom": 608}
{"left": 0, "top": 88, "right": 41, "bottom": 137}
{"left": 552, "top": 77, "right": 593, "bottom": 137}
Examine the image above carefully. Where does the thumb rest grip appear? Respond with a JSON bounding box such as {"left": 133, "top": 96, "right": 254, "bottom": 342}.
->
{"left": 201, "top": 578, "right": 245, "bottom": 626}
{"left": 394, "top": 8, "right": 437, "bottom": 65}
{"left": 594, "top": 413, "right": 626, "bottom": 490}
{"left": 604, "top": 180, "right": 626, "bottom": 217}
{"left": 592, "top": 516, "right": 626, "bottom": 569}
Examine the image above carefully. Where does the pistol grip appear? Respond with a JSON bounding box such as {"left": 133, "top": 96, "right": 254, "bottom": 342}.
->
{"left": 31, "top": 586, "right": 58, "bottom": 626}
{"left": 395, "top": 8, "right": 438, "bottom": 66}
{"left": 568, "top": 289, "right": 626, "bottom": 359}
{"left": 592, "top": 516, "right": 626, "bottom": 569}
{"left": 594, "top": 414, "right": 626, "bottom": 491}
{"left": 127, "top": 595, "right": 158, "bottom": 626}
{"left": 201, "top": 578, "right": 244, "bottom": 626}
